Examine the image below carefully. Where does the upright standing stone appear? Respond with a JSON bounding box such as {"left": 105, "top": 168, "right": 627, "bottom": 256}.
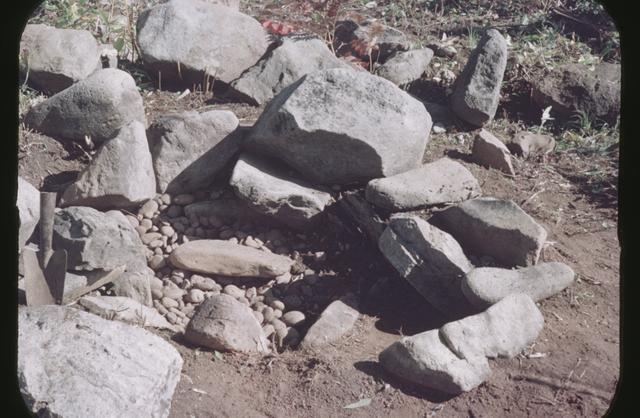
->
{"left": 471, "top": 129, "right": 515, "bottom": 175}
{"left": 450, "top": 29, "right": 507, "bottom": 126}
{"left": 17, "top": 177, "right": 40, "bottom": 249}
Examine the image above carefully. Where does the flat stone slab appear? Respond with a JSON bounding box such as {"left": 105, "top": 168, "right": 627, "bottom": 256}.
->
{"left": 379, "top": 329, "right": 491, "bottom": 395}
{"left": 20, "top": 24, "right": 100, "bottom": 94}
{"left": 17, "top": 177, "right": 40, "bottom": 249}
{"left": 185, "top": 294, "right": 269, "bottom": 354}
{"left": 18, "top": 305, "right": 183, "bottom": 418}
{"left": 300, "top": 294, "right": 359, "bottom": 349}
{"left": 148, "top": 110, "right": 240, "bottom": 194}
{"left": 375, "top": 48, "right": 434, "bottom": 86}
{"left": 365, "top": 158, "right": 481, "bottom": 211}
{"left": 450, "top": 29, "right": 507, "bottom": 127}
{"left": 246, "top": 68, "right": 432, "bottom": 185}
{"left": 78, "top": 295, "right": 177, "bottom": 331}
{"left": 471, "top": 129, "right": 515, "bottom": 175}
{"left": 440, "top": 293, "right": 544, "bottom": 359}
{"left": 462, "top": 262, "right": 575, "bottom": 309}
{"left": 24, "top": 68, "right": 146, "bottom": 145}
{"left": 229, "top": 36, "right": 350, "bottom": 105}
{"left": 169, "top": 239, "right": 294, "bottom": 278}
{"left": 230, "top": 153, "right": 333, "bottom": 229}
{"left": 431, "top": 197, "right": 548, "bottom": 267}
{"left": 60, "top": 120, "right": 156, "bottom": 209}
{"left": 378, "top": 214, "right": 474, "bottom": 316}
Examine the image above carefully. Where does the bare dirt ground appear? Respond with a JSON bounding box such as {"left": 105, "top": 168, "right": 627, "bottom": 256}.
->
{"left": 17, "top": 1, "right": 621, "bottom": 417}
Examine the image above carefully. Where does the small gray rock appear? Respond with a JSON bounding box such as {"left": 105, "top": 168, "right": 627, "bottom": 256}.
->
{"left": 185, "top": 288, "right": 206, "bottom": 304}
{"left": 17, "top": 177, "right": 40, "bottom": 249}
{"left": 440, "top": 293, "right": 544, "bottom": 359}
{"left": 24, "top": 69, "right": 146, "bottom": 145}
{"left": 450, "top": 29, "right": 507, "bottom": 126}
{"left": 300, "top": 294, "right": 359, "bottom": 349}
{"left": 471, "top": 129, "right": 515, "bottom": 175}
{"left": 230, "top": 153, "right": 333, "bottom": 229}
{"left": 334, "top": 19, "right": 410, "bottom": 63}
{"left": 60, "top": 121, "right": 156, "bottom": 209}
{"left": 148, "top": 110, "right": 240, "bottom": 194}
{"left": 431, "top": 197, "right": 548, "bottom": 267}
{"left": 282, "top": 310, "right": 305, "bottom": 327}
{"left": 375, "top": 48, "right": 434, "bottom": 86}
{"left": 190, "top": 275, "right": 220, "bottom": 291}
{"left": 185, "top": 294, "right": 269, "bottom": 354}
{"left": 379, "top": 329, "right": 491, "bottom": 395}
{"left": 365, "top": 158, "right": 481, "bottom": 211}
{"left": 462, "top": 262, "right": 575, "bottom": 308}
{"left": 111, "top": 268, "right": 154, "bottom": 307}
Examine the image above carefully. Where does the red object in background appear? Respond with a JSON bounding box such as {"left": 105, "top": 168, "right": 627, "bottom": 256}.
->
{"left": 262, "top": 19, "right": 295, "bottom": 35}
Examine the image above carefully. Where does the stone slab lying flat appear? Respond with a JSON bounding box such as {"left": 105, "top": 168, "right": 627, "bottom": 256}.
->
{"left": 169, "top": 239, "right": 294, "bottom": 278}
{"left": 440, "top": 293, "right": 544, "bottom": 359}
{"left": 462, "top": 262, "right": 575, "bottom": 309}
{"left": 379, "top": 329, "right": 491, "bottom": 395}
{"left": 300, "top": 294, "right": 359, "bottom": 349}
{"left": 78, "top": 295, "right": 177, "bottom": 331}
{"left": 18, "top": 305, "right": 183, "bottom": 418}
{"left": 365, "top": 158, "right": 481, "bottom": 211}
{"left": 431, "top": 197, "right": 547, "bottom": 267}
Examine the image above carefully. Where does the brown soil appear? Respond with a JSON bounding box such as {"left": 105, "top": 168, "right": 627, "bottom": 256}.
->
{"left": 17, "top": 1, "right": 620, "bottom": 416}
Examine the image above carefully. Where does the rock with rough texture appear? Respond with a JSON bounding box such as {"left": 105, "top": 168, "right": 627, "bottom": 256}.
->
{"left": 169, "top": 240, "right": 294, "bottom": 278}
{"left": 230, "top": 153, "right": 333, "bottom": 229}
{"left": 378, "top": 214, "right": 474, "bottom": 316}
{"left": 440, "top": 294, "right": 544, "bottom": 359}
{"left": 24, "top": 69, "right": 146, "bottom": 145}
{"left": 379, "top": 329, "right": 491, "bottom": 395}
{"left": 17, "top": 177, "right": 40, "bottom": 249}
{"left": 246, "top": 68, "right": 432, "bottom": 185}
{"left": 532, "top": 62, "right": 620, "bottom": 125}
{"left": 229, "top": 36, "right": 350, "bottom": 105}
{"left": 431, "top": 198, "right": 547, "bottom": 267}
{"left": 450, "top": 29, "right": 507, "bottom": 126}
{"left": 185, "top": 294, "right": 269, "bottom": 353}
{"left": 111, "top": 267, "right": 153, "bottom": 307}
{"left": 375, "top": 48, "right": 434, "bottom": 86}
{"left": 53, "top": 206, "right": 147, "bottom": 272}
{"left": 334, "top": 18, "right": 410, "bottom": 63}
{"left": 471, "top": 129, "right": 515, "bottom": 175}
{"left": 365, "top": 158, "right": 481, "bottom": 211}
{"left": 148, "top": 110, "right": 240, "bottom": 194}
{"left": 18, "top": 305, "right": 183, "bottom": 418}
{"left": 20, "top": 24, "right": 101, "bottom": 94}
{"left": 462, "top": 262, "right": 575, "bottom": 309}
{"left": 508, "top": 132, "right": 555, "bottom": 158}
{"left": 60, "top": 121, "right": 156, "bottom": 209}
{"left": 300, "top": 294, "right": 359, "bottom": 349}
{"left": 183, "top": 197, "right": 273, "bottom": 224}
{"left": 78, "top": 295, "right": 177, "bottom": 331}
{"left": 136, "top": 0, "right": 268, "bottom": 87}
{"left": 205, "top": 0, "right": 239, "bottom": 8}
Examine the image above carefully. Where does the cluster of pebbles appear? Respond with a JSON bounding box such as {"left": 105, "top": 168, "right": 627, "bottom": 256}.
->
{"left": 120, "top": 190, "right": 336, "bottom": 350}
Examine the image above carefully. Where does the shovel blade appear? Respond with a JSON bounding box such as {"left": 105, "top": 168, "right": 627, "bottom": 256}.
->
{"left": 23, "top": 249, "right": 55, "bottom": 306}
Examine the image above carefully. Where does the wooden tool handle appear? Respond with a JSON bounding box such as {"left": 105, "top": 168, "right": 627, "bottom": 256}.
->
{"left": 39, "top": 192, "right": 56, "bottom": 267}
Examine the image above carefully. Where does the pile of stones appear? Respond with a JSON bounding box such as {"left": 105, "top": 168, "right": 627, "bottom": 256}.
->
{"left": 16, "top": 0, "right": 617, "bottom": 415}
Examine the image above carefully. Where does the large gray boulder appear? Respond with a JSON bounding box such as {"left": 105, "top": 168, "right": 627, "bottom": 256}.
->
{"left": 440, "top": 294, "right": 544, "bottom": 359}
{"left": 431, "top": 197, "right": 547, "bottom": 267}
{"left": 246, "top": 68, "right": 432, "bottom": 185}
{"left": 60, "top": 121, "right": 156, "bottom": 209}
{"left": 365, "top": 158, "right": 481, "bottom": 211}
{"left": 169, "top": 239, "right": 294, "bottom": 278}
{"left": 462, "top": 262, "right": 575, "bottom": 309}
{"left": 532, "top": 62, "right": 620, "bottom": 125}
{"left": 148, "top": 110, "right": 240, "bottom": 194}
{"left": 17, "top": 177, "right": 40, "bottom": 249}
{"left": 24, "top": 69, "right": 146, "bottom": 145}
{"left": 230, "top": 153, "right": 333, "bottom": 229}
{"left": 379, "top": 329, "right": 491, "bottom": 395}
{"left": 229, "top": 36, "right": 350, "bottom": 105}
{"left": 18, "top": 305, "right": 183, "bottom": 418}
{"left": 378, "top": 214, "right": 474, "bottom": 316}
{"left": 375, "top": 48, "right": 434, "bottom": 86}
{"left": 53, "top": 207, "right": 147, "bottom": 272}
{"left": 300, "top": 294, "right": 360, "bottom": 349}
{"left": 450, "top": 29, "right": 507, "bottom": 127}
{"left": 20, "top": 24, "right": 101, "bottom": 94}
{"left": 471, "top": 129, "right": 515, "bottom": 175}
{"left": 185, "top": 294, "right": 269, "bottom": 354}
{"left": 136, "top": 0, "right": 268, "bottom": 87}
